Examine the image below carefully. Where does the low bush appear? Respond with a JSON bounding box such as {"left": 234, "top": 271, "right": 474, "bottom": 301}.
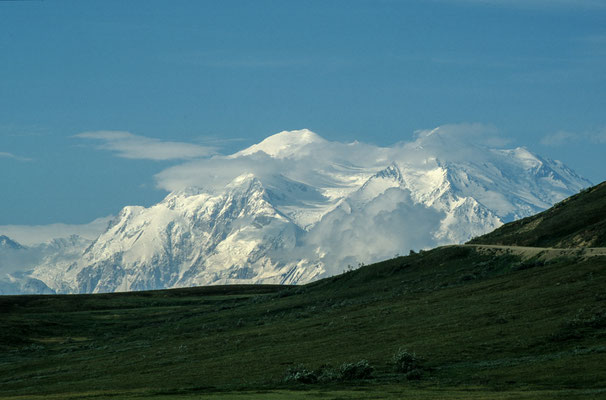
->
{"left": 283, "top": 360, "right": 373, "bottom": 384}
{"left": 393, "top": 349, "right": 422, "bottom": 375}
{"left": 283, "top": 364, "right": 317, "bottom": 384}
{"left": 338, "top": 360, "right": 373, "bottom": 380}
{"left": 316, "top": 364, "right": 340, "bottom": 382}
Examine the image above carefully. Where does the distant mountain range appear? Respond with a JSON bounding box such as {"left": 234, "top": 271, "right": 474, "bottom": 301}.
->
{"left": 0, "top": 128, "right": 592, "bottom": 294}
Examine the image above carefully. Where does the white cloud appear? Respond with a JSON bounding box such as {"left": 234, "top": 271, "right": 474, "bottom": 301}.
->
{"left": 154, "top": 123, "right": 509, "bottom": 193}
{"left": 155, "top": 139, "right": 393, "bottom": 193}
{"left": 0, "top": 151, "right": 31, "bottom": 162}
{"left": 75, "top": 131, "right": 215, "bottom": 161}
{"left": 304, "top": 188, "right": 444, "bottom": 274}
{"left": 540, "top": 131, "right": 579, "bottom": 146}
{"left": 0, "top": 216, "right": 112, "bottom": 246}
{"left": 541, "top": 127, "right": 606, "bottom": 146}
{"left": 412, "top": 122, "right": 508, "bottom": 148}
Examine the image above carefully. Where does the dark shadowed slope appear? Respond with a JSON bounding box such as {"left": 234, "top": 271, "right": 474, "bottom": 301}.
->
{"left": 469, "top": 181, "right": 606, "bottom": 248}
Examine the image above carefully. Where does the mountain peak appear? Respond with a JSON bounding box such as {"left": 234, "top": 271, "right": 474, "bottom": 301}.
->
{"left": 373, "top": 162, "right": 404, "bottom": 183}
{"left": 235, "top": 129, "right": 326, "bottom": 158}
{"left": 226, "top": 173, "right": 264, "bottom": 190}
{"left": 0, "top": 235, "right": 24, "bottom": 250}
{"left": 503, "top": 147, "right": 543, "bottom": 170}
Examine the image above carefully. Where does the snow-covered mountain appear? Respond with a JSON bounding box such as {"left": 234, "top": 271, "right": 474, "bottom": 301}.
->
{"left": 3, "top": 127, "right": 591, "bottom": 293}
{"left": 0, "top": 235, "right": 90, "bottom": 294}
{"left": 0, "top": 235, "right": 24, "bottom": 250}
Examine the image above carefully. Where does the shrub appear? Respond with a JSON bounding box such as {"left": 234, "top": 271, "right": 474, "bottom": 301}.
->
{"left": 338, "top": 360, "right": 373, "bottom": 380}
{"left": 316, "top": 364, "right": 339, "bottom": 382}
{"left": 568, "top": 307, "right": 606, "bottom": 329}
{"left": 284, "top": 360, "right": 374, "bottom": 384}
{"left": 392, "top": 349, "right": 422, "bottom": 374}
{"left": 283, "top": 364, "right": 317, "bottom": 384}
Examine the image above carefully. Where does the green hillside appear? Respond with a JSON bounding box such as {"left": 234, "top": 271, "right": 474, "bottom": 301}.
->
{"left": 469, "top": 181, "right": 606, "bottom": 248}
{"left": 1, "top": 184, "right": 606, "bottom": 400}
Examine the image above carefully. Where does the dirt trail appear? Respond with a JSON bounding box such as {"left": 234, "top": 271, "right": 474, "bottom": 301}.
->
{"left": 457, "top": 244, "right": 606, "bottom": 261}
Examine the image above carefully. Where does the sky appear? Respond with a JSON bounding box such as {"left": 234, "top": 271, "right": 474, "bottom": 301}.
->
{"left": 1, "top": 0, "right": 605, "bottom": 228}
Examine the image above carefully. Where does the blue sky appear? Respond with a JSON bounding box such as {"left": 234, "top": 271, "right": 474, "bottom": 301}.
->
{"left": 1, "top": 0, "right": 605, "bottom": 226}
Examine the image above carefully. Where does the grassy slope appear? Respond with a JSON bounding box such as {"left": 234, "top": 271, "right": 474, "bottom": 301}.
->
{"left": 1, "top": 183, "right": 606, "bottom": 399}
{"left": 1, "top": 247, "right": 605, "bottom": 399}
{"left": 469, "top": 181, "right": 606, "bottom": 248}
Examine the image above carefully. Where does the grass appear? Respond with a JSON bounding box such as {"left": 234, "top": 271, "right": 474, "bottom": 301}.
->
{"left": 2, "top": 387, "right": 606, "bottom": 400}
{"left": 1, "top": 245, "right": 605, "bottom": 399}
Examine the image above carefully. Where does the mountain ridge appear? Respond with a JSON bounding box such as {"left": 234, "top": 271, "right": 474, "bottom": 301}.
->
{"left": 1, "top": 129, "right": 592, "bottom": 294}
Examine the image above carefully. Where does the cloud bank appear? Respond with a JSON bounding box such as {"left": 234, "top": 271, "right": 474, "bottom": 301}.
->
{"left": 75, "top": 131, "right": 215, "bottom": 160}
{"left": 0, "top": 216, "right": 112, "bottom": 246}
{"left": 304, "top": 188, "right": 444, "bottom": 275}
{"left": 154, "top": 123, "right": 509, "bottom": 193}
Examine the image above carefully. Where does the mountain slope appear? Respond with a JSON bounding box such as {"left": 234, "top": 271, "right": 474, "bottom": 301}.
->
{"left": 469, "top": 181, "right": 606, "bottom": 248}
